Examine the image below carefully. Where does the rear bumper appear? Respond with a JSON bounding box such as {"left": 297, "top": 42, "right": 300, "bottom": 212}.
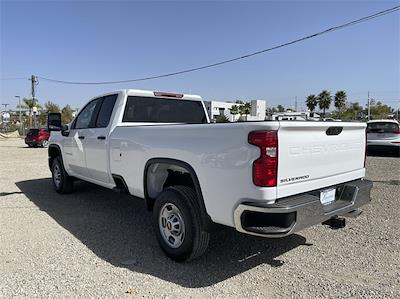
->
{"left": 233, "top": 179, "right": 373, "bottom": 238}
{"left": 367, "top": 140, "right": 400, "bottom": 147}
{"left": 25, "top": 140, "right": 39, "bottom": 146}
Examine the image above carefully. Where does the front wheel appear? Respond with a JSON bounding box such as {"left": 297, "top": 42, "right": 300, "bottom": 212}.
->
{"left": 51, "top": 156, "right": 74, "bottom": 193}
{"left": 153, "top": 186, "right": 210, "bottom": 262}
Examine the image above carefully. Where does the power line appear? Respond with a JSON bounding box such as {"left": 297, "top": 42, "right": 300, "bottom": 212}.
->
{"left": 0, "top": 77, "right": 29, "bottom": 80}
{"left": 36, "top": 5, "right": 399, "bottom": 85}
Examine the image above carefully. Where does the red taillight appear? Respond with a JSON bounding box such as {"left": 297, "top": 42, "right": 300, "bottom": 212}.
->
{"left": 248, "top": 130, "right": 278, "bottom": 187}
{"left": 394, "top": 129, "right": 400, "bottom": 135}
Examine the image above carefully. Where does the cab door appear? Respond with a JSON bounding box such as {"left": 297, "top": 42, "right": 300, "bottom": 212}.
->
{"left": 63, "top": 98, "right": 102, "bottom": 178}
{"left": 84, "top": 94, "right": 118, "bottom": 183}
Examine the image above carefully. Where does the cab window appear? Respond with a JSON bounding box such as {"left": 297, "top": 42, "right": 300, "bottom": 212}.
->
{"left": 95, "top": 95, "right": 118, "bottom": 128}
{"left": 74, "top": 98, "right": 100, "bottom": 129}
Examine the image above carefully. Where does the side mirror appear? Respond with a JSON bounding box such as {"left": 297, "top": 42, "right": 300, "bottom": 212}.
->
{"left": 61, "top": 124, "right": 70, "bottom": 137}
{"left": 47, "top": 113, "right": 62, "bottom": 131}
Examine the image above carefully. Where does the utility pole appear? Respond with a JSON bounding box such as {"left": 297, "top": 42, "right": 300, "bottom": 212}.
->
{"left": 1, "top": 103, "right": 9, "bottom": 111}
{"left": 30, "top": 75, "right": 38, "bottom": 128}
{"left": 367, "top": 91, "right": 371, "bottom": 121}
{"left": 295, "top": 96, "right": 298, "bottom": 112}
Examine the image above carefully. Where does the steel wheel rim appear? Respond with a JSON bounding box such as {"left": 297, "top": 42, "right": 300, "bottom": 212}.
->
{"left": 53, "top": 164, "right": 61, "bottom": 188}
{"left": 159, "top": 203, "right": 185, "bottom": 248}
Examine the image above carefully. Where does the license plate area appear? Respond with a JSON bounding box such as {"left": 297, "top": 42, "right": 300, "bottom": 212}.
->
{"left": 320, "top": 188, "right": 336, "bottom": 205}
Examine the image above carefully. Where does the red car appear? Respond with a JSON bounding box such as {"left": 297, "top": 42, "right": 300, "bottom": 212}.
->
{"left": 25, "top": 128, "right": 50, "bottom": 147}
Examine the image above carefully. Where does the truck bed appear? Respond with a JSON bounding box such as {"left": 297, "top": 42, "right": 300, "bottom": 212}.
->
{"left": 110, "top": 120, "right": 366, "bottom": 227}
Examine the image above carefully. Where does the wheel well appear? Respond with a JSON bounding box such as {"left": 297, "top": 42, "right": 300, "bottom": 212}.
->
{"left": 143, "top": 159, "right": 213, "bottom": 230}
{"left": 145, "top": 163, "right": 194, "bottom": 207}
{"left": 48, "top": 145, "right": 61, "bottom": 170}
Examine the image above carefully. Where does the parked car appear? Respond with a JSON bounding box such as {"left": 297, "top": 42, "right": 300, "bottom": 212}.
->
{"left": 367, "top": 119, "right": 400, "bottom": 155}
{"left": 25, "top": 128, "right": 50, "bottom": 147}
{"left": 46, "top": 89, "right": 372, "bottom": 261}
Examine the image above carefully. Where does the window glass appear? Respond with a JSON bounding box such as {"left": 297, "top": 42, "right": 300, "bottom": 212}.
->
{"left": 367, "top": 122, "right": 399, "bottom": 133}
{"left": 96, "top": 95, "right": 118, "bottom": 128}
{"left": 75, "top": 99, "right": 99, "bottom": 129}
{"left": 27, "top": 129, "right": 39, "bottom": 136}
{"left": 122, "top": 96, "right": 207, "bottom": 124}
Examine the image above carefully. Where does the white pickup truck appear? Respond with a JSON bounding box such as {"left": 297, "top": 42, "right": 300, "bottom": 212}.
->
{"left": 47, "top": 89, "right": 372, "bottom": 261}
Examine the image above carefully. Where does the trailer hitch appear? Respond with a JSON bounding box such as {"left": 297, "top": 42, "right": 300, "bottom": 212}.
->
{"left": 322, "top": 216, "right": 346, "bottom": 229}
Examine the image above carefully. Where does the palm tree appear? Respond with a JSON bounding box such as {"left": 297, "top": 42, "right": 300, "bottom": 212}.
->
{"left": 306, "top": 94, "right": 318, "bottom": 112}
{"left": 318, "top": 90, "right": 332, "bottom": 117}
{"left": 334, "top": 90, "right": 347, "bottom": 117}
{"left": 276, "top": 105, "right": 285, "bottom": 112}
{"left": 18, "top": 98, "right": 42, "bottom": 127}
{"left": 229, "top": 105, "right": 240, "bottom": 121}
{"left": 240, "top": 102, "right": 252, "bottom": 121}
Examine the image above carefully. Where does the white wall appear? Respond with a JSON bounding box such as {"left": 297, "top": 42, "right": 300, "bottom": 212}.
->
{"left": 204, "top": 100, "right": 267, "bottom": 122}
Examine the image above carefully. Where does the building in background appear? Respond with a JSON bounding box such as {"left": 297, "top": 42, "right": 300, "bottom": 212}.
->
{"left": 204, "top": 100, "right": 266, "bottom": 122}
{"left": 270, "top": 111, "right": 321, "bottom": 121}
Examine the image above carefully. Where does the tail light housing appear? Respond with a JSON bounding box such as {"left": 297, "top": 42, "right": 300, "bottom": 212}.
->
{"left": 248, "top": 130, "right": 278, "bottom": 187}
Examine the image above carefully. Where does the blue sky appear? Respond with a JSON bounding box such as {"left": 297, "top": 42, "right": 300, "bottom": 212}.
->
{"left": 1, "top": 0, "right": 399, "bottom": 111}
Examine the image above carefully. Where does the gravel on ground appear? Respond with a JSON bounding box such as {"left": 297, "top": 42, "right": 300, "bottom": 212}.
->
{"left": 0, "top": 139, "right": 399, "bottom": 298}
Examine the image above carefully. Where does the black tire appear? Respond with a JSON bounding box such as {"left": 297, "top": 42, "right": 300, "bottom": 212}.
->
{"left": 51, "top": 156, "right": 74, "bottom": 194}
{"left": 153, "top": 185, "right": 210, "bottom": 262}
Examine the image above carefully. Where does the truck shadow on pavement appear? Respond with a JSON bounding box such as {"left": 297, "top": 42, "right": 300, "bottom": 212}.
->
{"left": 367, "top": 148, "right": 399, "bottom": 157}
{"left": 16, "top": 178, "right": 309, "bottom": 288}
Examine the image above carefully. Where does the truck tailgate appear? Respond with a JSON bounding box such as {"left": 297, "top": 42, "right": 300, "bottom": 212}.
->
{"left": 277, "top": 121, "right": 366, "bottom": 198}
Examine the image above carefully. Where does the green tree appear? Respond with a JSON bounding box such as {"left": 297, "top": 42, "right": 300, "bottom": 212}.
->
{"left": 265, "top": 107, "right": 279, "bottom": 120}
{"left": 340, "top": 102, "right": 364, "bottom": 120}
{"left": 305, "top": 94, "right": 318, "bottom": 112}
{"left": 229, "top": 105, "right": 240, "bottom": 121}
{"left": 369, "top": 101, "right": 394, "bottom": 119}
{"left": 18, "top": 98, "right": 43, "bottom": 127}
{"left": 276, "top": 105, "right": 285, "bottom": 112}
{"left": 318, "top": 90, "right": 332, "bottom": 117}
{"left": 240, "top": 102, "right": 252, "bottom": 121}
{"left": 39, "top": 101, "right": 61, "bottom": 126}
{"left": 61, "top": 105, "right": 74, "bottom": 124}
{"left": 45, "top": 101, "right": 61, "bottom": 113}
{"left": 215, "top": 114, "right": 229, "bottom": 123}
{"left": 334, "top": 91, "right": 347, "bottom": 117}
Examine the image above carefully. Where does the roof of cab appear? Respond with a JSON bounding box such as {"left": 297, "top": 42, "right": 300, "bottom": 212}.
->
{"left": 125, "top": 89, "right": 203, "bottom": 101}
{"left": 367, "top": 119, "right": 399, "bottom": 124}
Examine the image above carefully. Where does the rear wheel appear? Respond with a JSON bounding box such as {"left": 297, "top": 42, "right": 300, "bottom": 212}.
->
{"left": 51, "top": 156, "right": 74, "bottom": 193}
{"left": 153, "top": 186, "right": 210, "bottom": 262}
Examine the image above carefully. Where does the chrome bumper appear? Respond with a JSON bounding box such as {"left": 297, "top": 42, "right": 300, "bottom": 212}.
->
{"left": 234, "top": 179, "right": 373, "bottom": 238}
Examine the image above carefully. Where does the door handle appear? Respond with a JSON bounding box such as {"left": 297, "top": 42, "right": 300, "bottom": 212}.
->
{"left": 97, "top": 136, "right": 106, "bottom": 140}
{"left": 78, "top": 136, "right": 85, "bottom": 139}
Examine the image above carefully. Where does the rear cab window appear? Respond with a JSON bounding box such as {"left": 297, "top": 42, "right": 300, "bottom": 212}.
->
{"left": 367, "top": 122, "right": 399, "bottom": 133}
{"left": 122, "top": 96, "right": 207, "bottom": 124}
